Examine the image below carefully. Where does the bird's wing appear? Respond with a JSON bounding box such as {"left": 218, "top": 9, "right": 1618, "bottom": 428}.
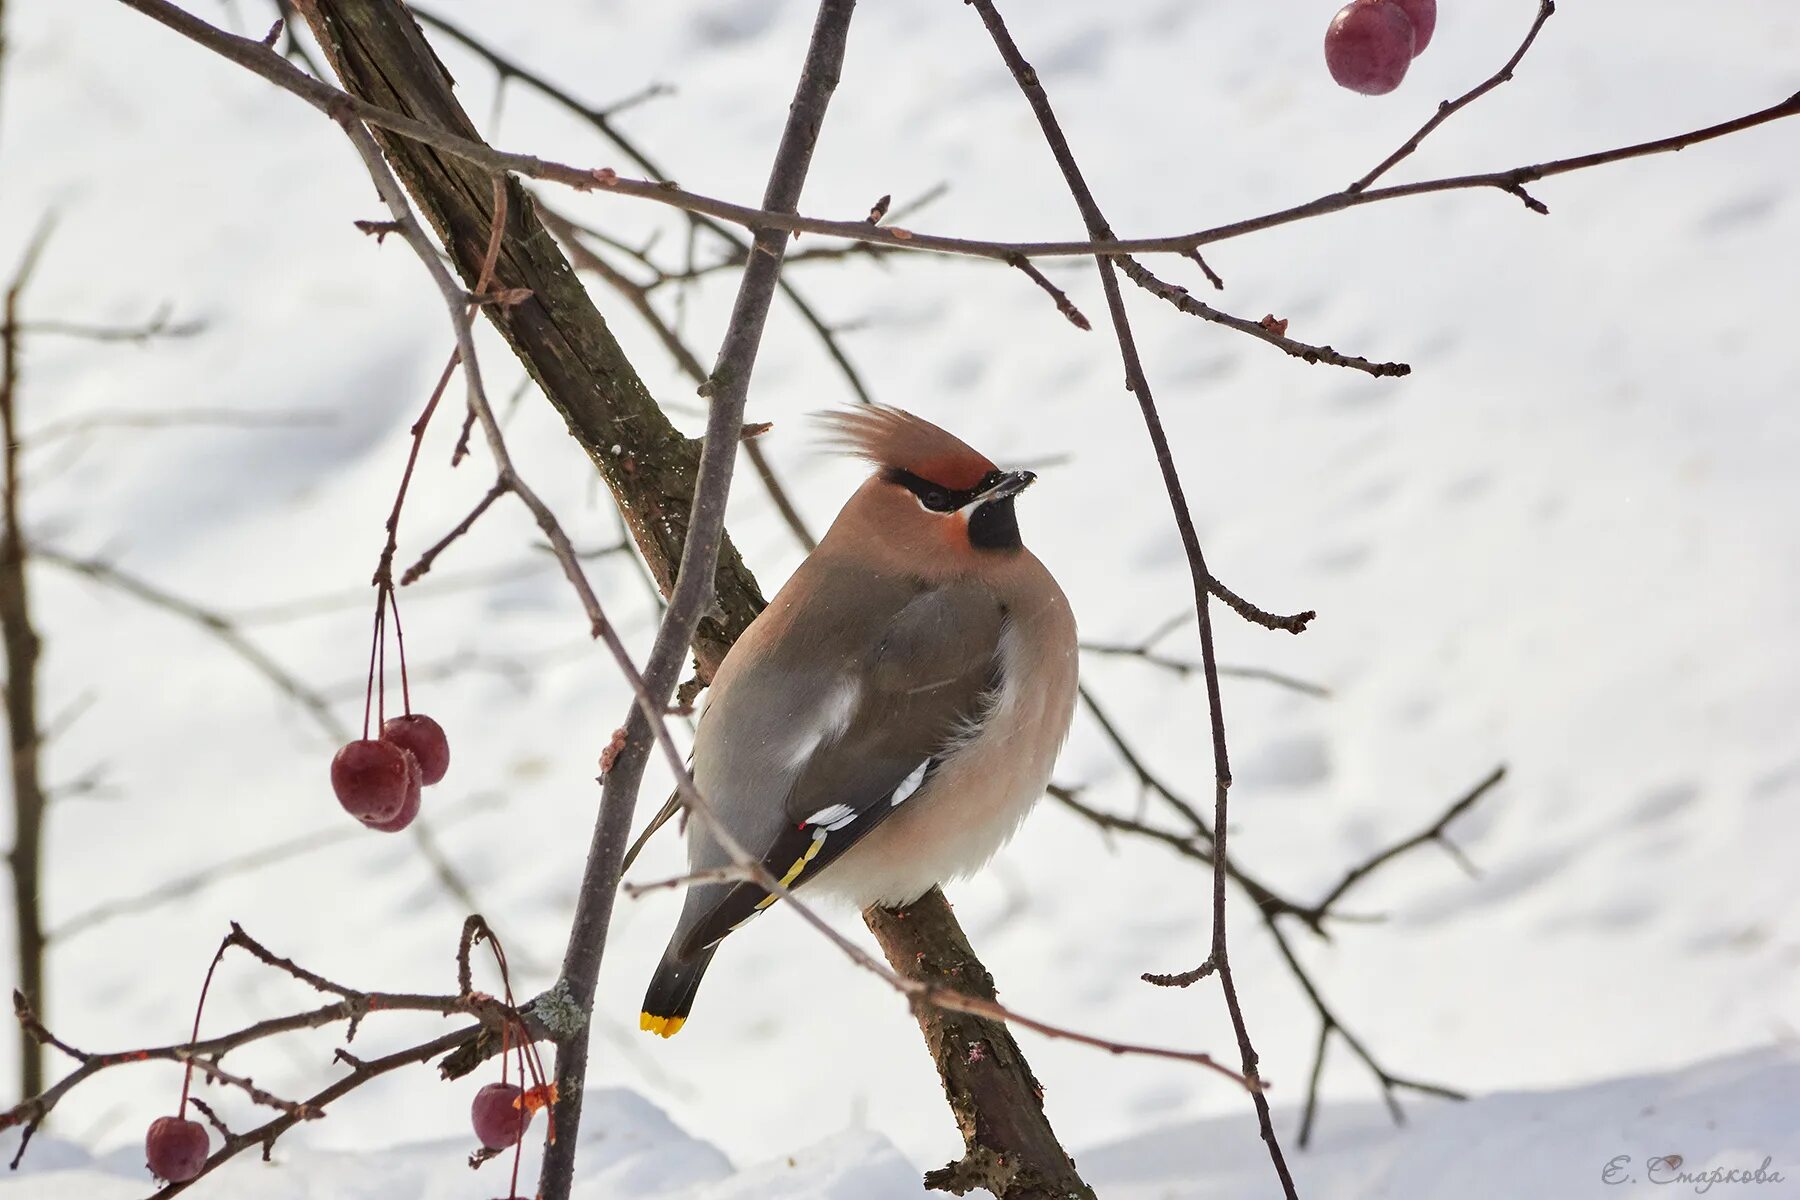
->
{"left": 674, "top": 573, "right": 1006, "bottom": 957}
{"left": 620, "top": 789, "right": 681, "bottom": 875}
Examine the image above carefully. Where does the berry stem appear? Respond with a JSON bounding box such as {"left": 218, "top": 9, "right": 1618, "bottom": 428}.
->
{"left": 388, "top": 588, "right": 413, "bottom": 715}
{"left": 508, "top": 1110, "right": 525, "bottom": 1200}
{"left": 360, "top": 592, "right": 384, "bottom": 740}
{"left": 485, "top": 932, "right": 549, "bottom": 1092}
{"left": 371, "top": 352, "right": 461, "bottom": 595}
{"left": 375, "top": 596, "right": 388, "bottom": 729}
{"left": 177, "top": 937, "right": 233, "bottom": 1118}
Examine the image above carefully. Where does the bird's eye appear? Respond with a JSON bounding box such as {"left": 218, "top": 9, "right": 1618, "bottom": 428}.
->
{"left": 921, "top": 488, "right": 953, "bottom": 512}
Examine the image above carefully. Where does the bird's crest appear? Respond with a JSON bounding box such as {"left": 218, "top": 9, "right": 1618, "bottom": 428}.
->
{"left": 817, "top": 405, "right": 996, "bottom": 491}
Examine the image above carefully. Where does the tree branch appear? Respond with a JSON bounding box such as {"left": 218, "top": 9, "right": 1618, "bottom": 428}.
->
{"left": 524, "top": 4, "right": 857, "bottom": 1194}
{"left": 1348, "top": 0, "right": 1558, "bottom": 193}
{"left": 0, "top": 214, "right": 52, "bottom": 1100}
{"left": 961, "top": 3, "right": 1298, "bottom": 1194}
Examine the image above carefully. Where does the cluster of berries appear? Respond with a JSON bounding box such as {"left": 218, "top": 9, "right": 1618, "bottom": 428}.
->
{"left": 331, "top": 711, "right": 450, "bottom": 832}
{"left": 1325, "top": 0, "right": 1436, "bottom": 95}
{"left": 329, "top": 589, "right": 450, "bottom": 832}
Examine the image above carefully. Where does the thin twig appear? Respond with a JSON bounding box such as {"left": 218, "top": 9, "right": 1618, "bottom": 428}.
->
{"left": 412, "top": 7, "right": 881, "bottom": 410}
{"left": 33, "top": 547, "right": 345, "bottom": 741}
{"left": 1349, "top": 0, "right": 1558, "bottom": 193}
{"left": 1080, "top": 639, "right": 1332, "bottom": 698}
{"left": 49, "top": 793, "right": 496, "bottom": 942}
{"left": 1306, "top": 766, "right": 1504, "bottom": 918}
{"left": 114, "top": 3, "right": 1800, "bottom": 266}
{"left": 1119, "top": 256, "right": 1409, "bottom": 377}
{"left": 539, "top": 206, "right": 819, "bottom": 550}
{"left": 1, "top": 922, "right": 530, "bottom": 1178}
{"left": 400, "top": 479, "right": 509, "bottom": 585}
{"left": 1007, "top": 253, "right": 1090, "bottom": 330}
{"left": 21, "top": 407, "right": 328, "bottom": 447}
{"left": 532, "top": 6, "right": 858, "bottom": 1192}
{"left": 963, "top": 4, "right": 1298, "bottom": 1194}
{"left": 1, "top": 215, "right": 55, "bottom": 1099}
{"left": 15, "top": 310, "right": 203, "bottom": 342}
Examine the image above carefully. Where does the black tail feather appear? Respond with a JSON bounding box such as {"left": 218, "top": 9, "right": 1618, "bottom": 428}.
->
{"left": 640, "top": 943, "right": 718, "bottom": 1037}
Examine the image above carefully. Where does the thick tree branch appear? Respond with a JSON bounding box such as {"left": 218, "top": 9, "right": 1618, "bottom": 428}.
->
{"left": 196, "top": 0, "right": 765, "bottom": 680}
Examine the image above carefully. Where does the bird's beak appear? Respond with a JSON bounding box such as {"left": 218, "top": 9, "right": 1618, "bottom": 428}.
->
{"left": 980, "top": 470, "right": 1037, "bottom": 502}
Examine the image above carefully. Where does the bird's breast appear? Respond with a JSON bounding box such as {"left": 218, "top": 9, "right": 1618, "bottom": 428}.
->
{"left": 810, "top": 593, "right": 1078, "bottom": 909}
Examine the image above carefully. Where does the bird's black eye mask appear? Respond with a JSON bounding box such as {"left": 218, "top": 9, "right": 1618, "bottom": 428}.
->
{"left": 884, "top": 467, "right": 1006, "bottom": 513}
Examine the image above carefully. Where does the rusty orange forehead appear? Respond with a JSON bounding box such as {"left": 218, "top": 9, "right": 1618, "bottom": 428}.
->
{"left": 816, "top": 405, "right": 996, "bottom": 490}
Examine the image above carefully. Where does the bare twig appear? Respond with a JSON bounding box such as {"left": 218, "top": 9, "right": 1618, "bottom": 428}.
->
{"left": 1080, "top": 638, "right": 1332, "bottom": 698}
{"left": 1007, "top": 253, "right": 1091, "bottom": 330}
{"left": 14, "top": 309, "right": 203, "bottom": 343}
{"left": 1182, "top": 248, "right": 1224, "bottom": 290}
{"left": 1305, "top": 766, "right": 1503, "bottom": 918}
{"left": 962, "top": 4, "right": 1297, "bottom": 1194}
{"left": 1268, "top": 917, "right": 1465, "bottom": 1148}
{"left": 400, "top": 479, "right": 508, "bottom": 586}
{"left": 577, "top": 93, "right": 1800, "bottom": 259}
{"left": 1205, "top": 570, "right": 1315, "bottom": 635}
{"left": 1, "top": 216, "right": 53, "bottom": 1100}
{"left": 114, "top": 1, "right": 1800, "bottom": 269}
{"left": 539, "top": 206, "right": 819, "bottom": 551}
{"left": 1119, "top": 256, "right": 1409, "bottom": 377}
{"left": 412, "top": 7, "right": 881, "bottom": 410}
{"left": 532, "top": 6, "right": 857, "bottom": 1194}
{"left": 0, "top": 921, "right": 530, "bottom": 1182}
{"left": 22, "top": 407, "right": 328, "bottom": 447}
{"left": 49, "top": 793, "right": 495, "bottom": 942}
{"left": 1349, "top": 0, "right": 1558, "bottom": 193}
{"left": 34, "top": 548, "right": 345, "bottom": 741}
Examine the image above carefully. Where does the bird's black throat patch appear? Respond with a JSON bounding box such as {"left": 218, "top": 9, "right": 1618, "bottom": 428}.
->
{"left": 967, "top": 495, "right": 1021, "bottom": 551}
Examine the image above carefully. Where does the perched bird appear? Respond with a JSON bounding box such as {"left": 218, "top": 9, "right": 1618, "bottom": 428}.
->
{"left": 635, "top": 406, "right": 1078, "bottom": 1037}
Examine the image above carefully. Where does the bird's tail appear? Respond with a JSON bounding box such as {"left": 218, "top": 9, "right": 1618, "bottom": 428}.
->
{"left": 640, "top": 941, "right": 718, "bottom": 1038}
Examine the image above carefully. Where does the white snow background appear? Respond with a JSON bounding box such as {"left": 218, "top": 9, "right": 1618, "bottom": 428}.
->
{"left": 1, "top": 0, "right": 1797, "bottom": 1197}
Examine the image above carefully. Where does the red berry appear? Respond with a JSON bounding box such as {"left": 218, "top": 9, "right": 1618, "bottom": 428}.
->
{"left": 330, "top": 739, "right": 416, "bottom": 824}
{"left": 1392, "top": 0, "right": 1435, "bottom": 55}
{"left": 366, "top": 761, "right": 422, "bottom": 832}
{"left": 1325, "top": 0, "right": 1416, "bottom": 95}
{"left": 145, "top": 1115, "right": 209, "bottom": 1183}
{"left": 381, "top": 713, "right": 450, "bottom": 786}
{"left": 471, "top": 1082, "right": 533, "bottom": 1150}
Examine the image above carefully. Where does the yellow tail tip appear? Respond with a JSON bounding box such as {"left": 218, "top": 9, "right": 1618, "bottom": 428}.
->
{"left": 639, "top": 1011, "right": 686, "bottom": 1038}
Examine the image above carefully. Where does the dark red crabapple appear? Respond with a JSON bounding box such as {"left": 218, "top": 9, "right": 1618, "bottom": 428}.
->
{"left": 381, "top": 713, "right": 450, "bottom": 786}
{"left": 330, "top": 739, "right": 417, "bottom": 824}
{"left": 1325, "top": 0, "right": 1416, "bottom": 95}
{"left": 145, "top": 1115, "right": 210, "bottom": 1183}
{"left": 471, "top": 1081, "right": 533, "bottom": 1150}
{"left": 1392, "top": 0, "right": 1436, "bottom": 55}
{"left": 366, "top": 761, "right": 423, "bottom": 833}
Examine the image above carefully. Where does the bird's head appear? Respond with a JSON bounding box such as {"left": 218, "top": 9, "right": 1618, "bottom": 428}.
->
{"left": 819, "top": 405, "right": 1038, "bottom": 558}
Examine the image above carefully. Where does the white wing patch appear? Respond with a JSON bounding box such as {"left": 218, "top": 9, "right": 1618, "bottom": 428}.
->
{"left": 890, "top": 760, "right": 930, "bottom": 807}
{"left": 802, "top": 803, "right": 860, "bottom": 831}
{"left": 784, "top": 678, "right": 860, "bottom": 770}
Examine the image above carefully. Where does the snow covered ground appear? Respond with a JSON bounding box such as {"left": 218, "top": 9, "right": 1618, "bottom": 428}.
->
{"left": 1, "top": 0, "right": 1797, "bottom": 1196}
{"left": 10, "top": 1051, "right": 1799, "bottom": 1198}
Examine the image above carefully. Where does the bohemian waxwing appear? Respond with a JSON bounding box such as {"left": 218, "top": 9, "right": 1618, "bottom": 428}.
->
{"left": 634, "top": 405, "right": 1077, "bottom": 1037}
